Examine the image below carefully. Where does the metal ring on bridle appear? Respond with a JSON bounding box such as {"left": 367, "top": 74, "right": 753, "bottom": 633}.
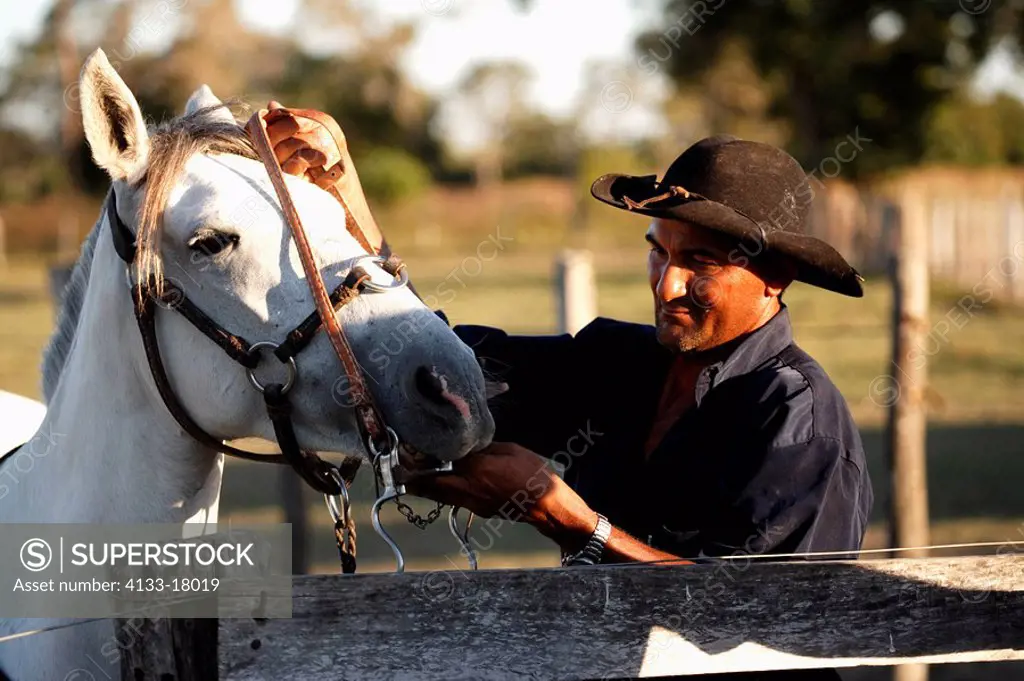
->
{"left": 246, "top": 341, "right": 298, "bottom": 394}
{"left": 366, "top": 425, "right": 400, "bottom": 459}
{"left": 352, "top": 255, "right": 409, "bottom": 292}
{"left": 323, "top": 467, "right": 351, "bottom": 525}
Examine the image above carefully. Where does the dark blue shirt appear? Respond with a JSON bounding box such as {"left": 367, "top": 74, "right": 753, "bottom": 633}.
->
{"left": 454, "top": 306, "right": 873, "bottom": 561}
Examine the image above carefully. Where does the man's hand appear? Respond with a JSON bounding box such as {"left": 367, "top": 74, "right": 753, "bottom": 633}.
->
{"left": 405, "top": 441, "right": 693, "bottom": 565}
{"left": 260, "top": 100, "right": 389, "bottom": 253}
{"left": 404, "top": 442, "right": 598, "bottom": 547}
{"left": 265, "top": 101, "right": 338, "bottom": 181}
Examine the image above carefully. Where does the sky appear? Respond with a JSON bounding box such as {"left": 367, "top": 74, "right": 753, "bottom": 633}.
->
{"left": 0, "top": 0, "right": 660, "bottom": 112}
{"left": 1, "top": 0, "right": 1021, "bottom": 146}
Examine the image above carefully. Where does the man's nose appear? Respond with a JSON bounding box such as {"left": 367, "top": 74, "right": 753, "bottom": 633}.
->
{"left": 656, "top": 264, "right": 693, "bottom": 302}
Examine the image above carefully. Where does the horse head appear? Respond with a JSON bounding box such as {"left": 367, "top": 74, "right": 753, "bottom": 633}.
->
{"left": 77, "top": 48, "right": 495, "bottom": 462}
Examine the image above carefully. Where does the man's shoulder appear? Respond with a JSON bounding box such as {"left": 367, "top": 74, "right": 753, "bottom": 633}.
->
{"left": 575, "top": 316, "right": 656, "bottom": 343}
{"left": 734, "top": 342, "right": 863, "bottom": 457}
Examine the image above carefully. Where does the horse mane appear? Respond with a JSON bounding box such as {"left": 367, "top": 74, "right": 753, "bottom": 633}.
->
{"left": 41, "top": 208, "right": 101, "bottom": 403}
{"left": 41, "top": 105, "right": 258, "bottom": 401}
{"left": 132, "top": 105, "right": 258, "bottom": 303}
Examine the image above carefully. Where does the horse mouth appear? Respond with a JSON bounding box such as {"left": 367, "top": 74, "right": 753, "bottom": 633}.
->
{"left": 399, "top": 443, "right": 450, "bottom": 471}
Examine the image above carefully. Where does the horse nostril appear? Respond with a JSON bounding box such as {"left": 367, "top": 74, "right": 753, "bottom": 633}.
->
{"left": 414, "top": 365, "right": 448, "bottom": 406}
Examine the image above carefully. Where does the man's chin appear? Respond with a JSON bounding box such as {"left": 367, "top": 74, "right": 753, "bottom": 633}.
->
{"left": 656, "top": 324, "right": 706, "bottom": 353}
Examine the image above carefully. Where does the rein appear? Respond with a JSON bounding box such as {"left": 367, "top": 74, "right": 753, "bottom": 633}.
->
{"left": 246, "top": 109, "right": 392, "bottom": 452}
{"left": 105, "top": 107, "right": 466, "bottom": 574}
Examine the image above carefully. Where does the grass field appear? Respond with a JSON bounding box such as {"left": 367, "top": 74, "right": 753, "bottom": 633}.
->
{"left": 4, "top": 240, "right": 1024, "bottom": 678}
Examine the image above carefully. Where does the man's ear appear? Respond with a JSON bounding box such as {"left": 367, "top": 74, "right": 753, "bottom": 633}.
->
{"left": 762, "top": 256, "right": 797, "bottom": 299}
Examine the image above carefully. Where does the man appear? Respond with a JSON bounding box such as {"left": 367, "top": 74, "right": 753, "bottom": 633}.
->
{"left": 270, "top": 111, "right": 873, "bottom": 674}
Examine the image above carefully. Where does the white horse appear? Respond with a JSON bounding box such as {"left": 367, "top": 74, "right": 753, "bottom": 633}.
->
{"left": 0, "top": 49, "right": 494, "bottom": 681}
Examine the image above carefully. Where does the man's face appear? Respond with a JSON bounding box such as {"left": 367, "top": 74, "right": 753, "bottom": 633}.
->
{"left": 646, "top": 218, "right": 785, "bottom": 353}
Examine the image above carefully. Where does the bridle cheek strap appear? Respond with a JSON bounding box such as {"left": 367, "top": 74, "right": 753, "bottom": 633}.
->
{"left": 130, "top": 279, "right": 363, "bottom": 493}
{"left": 245, "top": 110, "right": 388, "bottom": 448}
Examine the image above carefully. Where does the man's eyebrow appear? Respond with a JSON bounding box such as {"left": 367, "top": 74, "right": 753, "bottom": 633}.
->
{"left": 689, "top": 246, "right": 727, "bottom": 259}
{"left": 645, "top": 234, "right": 726, "bottom": 259}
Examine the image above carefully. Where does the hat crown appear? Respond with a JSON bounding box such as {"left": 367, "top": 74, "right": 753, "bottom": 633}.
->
{"left": 661, "top": 136, "right": 811, "bottom": 235}
{"left": 587, "top": 135, "right": 864, "bottom": 297}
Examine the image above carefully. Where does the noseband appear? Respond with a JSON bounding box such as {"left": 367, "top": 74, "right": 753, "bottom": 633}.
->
{"left": 106, "top": 108, "right": 464, "bottom": 573}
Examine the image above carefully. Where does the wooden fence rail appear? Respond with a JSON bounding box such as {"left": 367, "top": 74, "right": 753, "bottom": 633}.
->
{"left": 148, "top": 554, "right": 1024, "bottom": 680}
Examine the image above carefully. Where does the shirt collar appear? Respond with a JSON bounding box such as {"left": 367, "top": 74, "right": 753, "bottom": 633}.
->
{"left": 694, "top": 305, "right": 794, "bottom": 406}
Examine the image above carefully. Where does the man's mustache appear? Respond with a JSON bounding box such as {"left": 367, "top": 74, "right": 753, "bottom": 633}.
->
{"left": 659, "top": 301, "right": 706, "bottom": 316}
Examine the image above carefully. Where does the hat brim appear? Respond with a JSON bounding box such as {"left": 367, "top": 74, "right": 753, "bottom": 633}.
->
{"left": 591, "top": 173, "right": 864, "bottom": 298}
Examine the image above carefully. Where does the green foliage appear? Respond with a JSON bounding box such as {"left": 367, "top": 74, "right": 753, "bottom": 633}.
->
{"left": 274, "top": 52, "right": 443, "bottom": 174}
{"left": 0, "top": 129, "right": 69, "bottom": 201}
{"left": 355, "top": 147, "right": 431, "bottom": 206}
{"left": 0, "top": 0, "right": 447, "bottom": 200}
{"left": 503, "top": 112, "right": 576, "bottom": 178}
{"left": 643, "top": 2, "right": 1019, "bottom": 176}
{"left": 575, "top": 144, "right": 653, "bottom": 198}
{"left": 924, "top": 92, "right": 1024, "bottom": 165}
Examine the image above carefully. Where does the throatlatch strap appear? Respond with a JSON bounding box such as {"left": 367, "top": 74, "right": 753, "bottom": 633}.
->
{"left": 263, "top": 383, "right": 342, "bottom": 495}
{"left": 131, "top": 283, "right": 287, "bottom": 464}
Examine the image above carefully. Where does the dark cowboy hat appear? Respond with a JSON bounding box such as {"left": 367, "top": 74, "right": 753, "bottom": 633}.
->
{"left": 591, "top": 135, "right": 864, "bottom": 297}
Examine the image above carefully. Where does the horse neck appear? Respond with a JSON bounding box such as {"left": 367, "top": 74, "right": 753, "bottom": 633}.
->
{"left": 12, "top": 229, "right": 223, "bottom": 525}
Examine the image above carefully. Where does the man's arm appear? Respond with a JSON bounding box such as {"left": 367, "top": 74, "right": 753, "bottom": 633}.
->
{"left": 410, "top": 433, "right": 869, "bottom": 565}
{"left": 560, "top": 522, "right": 695, "bottom": 566}
{"left": 405, "top": 440, "right": 694, "bottom": 565}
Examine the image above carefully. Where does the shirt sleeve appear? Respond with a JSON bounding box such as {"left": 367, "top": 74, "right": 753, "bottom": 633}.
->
{"left": 452, "top": 324, "right": 588, "bottom": 458}
{"left": 693, "top": 437, "right": 872, "bottom": 560}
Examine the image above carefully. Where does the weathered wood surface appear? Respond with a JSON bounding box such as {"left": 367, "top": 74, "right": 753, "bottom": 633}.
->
{"left": 118, "top": 616, "right": 217, "bottom": 681}
{"left": 219, "top": 555, "right": 1024, "bottom": 680}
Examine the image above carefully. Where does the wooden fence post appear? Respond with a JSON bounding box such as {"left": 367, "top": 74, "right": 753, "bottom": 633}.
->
{"left": 118, "top": 617, "right": 217, "bottom": 680}
{"left": 554, "top": 249, "right": 596, "bottom": 335}
{"left": 888, "top": 187, "right": 932, "bottom": 681}
{"left": 1005, "top": 198, "right": 1024, "bottom": 301}
{"left": 0, "top": 211, "right": 7, "bottom": 270}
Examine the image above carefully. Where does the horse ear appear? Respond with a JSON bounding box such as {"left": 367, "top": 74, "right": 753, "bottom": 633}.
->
{"left": 184, "top": 84, "right": 236, "bottom": 125}
{"left": 79, "top": 48, "right": 149, "bottom": 182}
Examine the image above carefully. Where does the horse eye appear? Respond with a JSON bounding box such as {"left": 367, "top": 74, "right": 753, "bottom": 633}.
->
{"left": 187, "top": 231, "right": 239, "bottom": 257}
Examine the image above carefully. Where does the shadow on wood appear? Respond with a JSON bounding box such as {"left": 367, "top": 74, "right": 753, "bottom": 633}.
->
{"left": 218, "top": 555, "right": 1024, "bottom": 680}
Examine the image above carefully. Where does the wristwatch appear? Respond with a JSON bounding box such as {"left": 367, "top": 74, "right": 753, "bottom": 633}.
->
{"left": 561, "top": 514, "right": 612, "bottom": 566}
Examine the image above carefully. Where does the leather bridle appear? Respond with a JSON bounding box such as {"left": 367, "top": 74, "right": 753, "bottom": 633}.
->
{"left": 24, "top": 106, "right": 478, "bottom": 575}
{"left": 107, "top": 108, "right": 410, "bottom": 506}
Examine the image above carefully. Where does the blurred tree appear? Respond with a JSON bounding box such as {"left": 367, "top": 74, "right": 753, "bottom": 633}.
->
{"left": 503, "top": 111, "right": 576, "bottom": 178}
{"left": 0, "top": 128, "right": 58, "bottom": 201}
{"left": 0, "top": 0, "right": 446, "bottom": 205}
{"left": 356, "top": 147, "right": 431, "bottom": 206}
{"left": 273, "top": 51, "right": 443, "bottom": 181}
{"left": 456, "top": 61, "right": 532, "bottom": 187}
{"left": 925, "top": 91, "right": 1024, "bottom": 164}
{"left": 640, "top": 2, "right": 1022, "bottom": 176}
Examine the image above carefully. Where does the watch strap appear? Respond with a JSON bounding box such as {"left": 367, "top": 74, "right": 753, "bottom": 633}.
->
{"left": 562, "top": 514, "right": 611, "bottom": 566}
